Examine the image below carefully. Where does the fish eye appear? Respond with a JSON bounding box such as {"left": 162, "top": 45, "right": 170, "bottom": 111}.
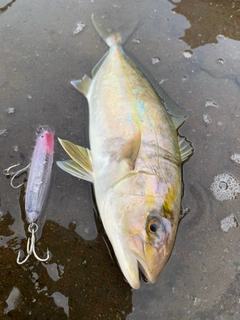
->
{"left": 149, "top": 223, "right": 158, "bottom": 233}
{"left": 147, "top": 218, "right": 161, "bottom": 234}
{"left": 146, "top": 212, "right": 163, "bottom": 235}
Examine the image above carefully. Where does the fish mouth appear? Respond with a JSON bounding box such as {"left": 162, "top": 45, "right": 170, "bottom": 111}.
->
{"left": 111, "top": 237, "right": 162, "bottom": 289}
{"left": 125, "top": 234, "right": 159, "bottom": 287}
{"left": 137, "top": 261, "right": 150, "bottom": 283}
{"left": 136, "top": 257, "right": 159, "bottom": 285}
{"left": 129, "top": 233, "right": 169, "bottom": 286}
{"left": 111, "top": 232, "right": 166, "bottom": 289}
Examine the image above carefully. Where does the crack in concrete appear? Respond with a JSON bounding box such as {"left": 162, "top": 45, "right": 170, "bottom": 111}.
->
{"left": 0, "top": 0, "right": 17, "bottom": 13}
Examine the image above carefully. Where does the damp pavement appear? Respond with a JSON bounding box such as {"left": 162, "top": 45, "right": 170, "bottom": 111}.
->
{"left": 0, "top": 0, "right": 240, "bottom": 319}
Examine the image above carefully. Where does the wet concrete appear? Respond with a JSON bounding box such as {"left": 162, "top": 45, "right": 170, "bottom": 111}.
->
{"left": 0, "top": 0, "right": 240, "bottom": 319}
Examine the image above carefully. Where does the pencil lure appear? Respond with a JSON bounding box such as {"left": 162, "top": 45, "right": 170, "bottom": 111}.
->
{"left": 4, "top": 125, "right": 54, "bottom": 264}
{"left": 25, "top": 125, "right": 55, "bottom": 224}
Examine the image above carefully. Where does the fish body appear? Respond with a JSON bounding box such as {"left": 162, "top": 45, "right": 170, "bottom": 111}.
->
{"left": 26, "top": 126, "right": 54, "bottom": 223}
{"left": 89, "top": 45, "right": 181, "bottom": 207}
{"left": 57, "top": 16, "right": 193, "bottom": 289}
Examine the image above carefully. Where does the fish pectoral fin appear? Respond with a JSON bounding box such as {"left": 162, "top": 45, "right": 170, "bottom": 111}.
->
{"left": 71, "top": 75, "right": 92, "bottom": 97}
{"left": 56, "top": 160, "right": 93, "bottom": 183}
{"left": 119, "top": 130, "right": 141, "bottom": 169}
{"left": 58, "top": 138, "right": 93, "bottom": 176}
{"left": 178, "top": 136, "right": 193, "bottom": 162}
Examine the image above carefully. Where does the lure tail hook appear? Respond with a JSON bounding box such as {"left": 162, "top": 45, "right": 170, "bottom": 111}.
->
{"left": 3, "top": 163, "right": 30, "bottom": 189}
{"left": 16, "top": 222, "right": 50, "bottom": 264}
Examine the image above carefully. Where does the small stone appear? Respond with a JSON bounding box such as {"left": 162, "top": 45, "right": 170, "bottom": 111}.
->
{"left": 152, "top": 57, "right": 161, "bottom": 64}
{"left": 6, "top": 108, "right": 15, "bottom": 114}
{"left": 221, "top": 214, "right": 238, "bottom": 232}
{"left": 73, "top": 22, "right": 85, "bottom": 35}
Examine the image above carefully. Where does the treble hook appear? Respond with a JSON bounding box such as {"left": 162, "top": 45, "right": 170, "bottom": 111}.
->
{"left": 3, "top": 163, "right": 30, "bottom": 189}
{"left": 17, "top": 222, "right": 50, "bottom": 264}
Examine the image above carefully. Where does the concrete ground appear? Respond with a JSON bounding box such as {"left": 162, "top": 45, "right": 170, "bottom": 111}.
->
{"left": 0, "top": 0, "right": 240, "bottom": 319}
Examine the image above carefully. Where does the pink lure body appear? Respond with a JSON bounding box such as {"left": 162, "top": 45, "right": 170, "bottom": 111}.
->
{"left": 25, "top": 126, "right": 54, "bottom": 223}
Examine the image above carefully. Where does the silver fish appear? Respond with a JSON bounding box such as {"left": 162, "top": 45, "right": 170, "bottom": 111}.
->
{"left": 57, "top": 15, "right": 193, "bottom": 289}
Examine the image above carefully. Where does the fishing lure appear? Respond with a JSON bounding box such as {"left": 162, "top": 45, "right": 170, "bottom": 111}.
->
{"left": 4, "top": 125, "right": 54, "bottom": 264}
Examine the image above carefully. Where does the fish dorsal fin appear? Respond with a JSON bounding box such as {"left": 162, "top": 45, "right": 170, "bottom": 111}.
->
{"left": 71, "top": 75, "right": 92, "bottom": 97}
{"left": 125, "top": 49, "right": 187, "bottom": 129}
{"left": 171, "top": 115, "right": 186, "bottom": 129}
{"left": 178, "top": 136, "right": 193, "bottom": 162}
{"left": 157, "top": 88, "right": 187, "bottom": 129}
{"left": 92, "top": 51, "right": 108, "bottom": 78}
{"left": 58, "top": 138, "right": 93, "bottom": 176}
{"left": 56, "top": 160, "right": 93, "bottom": 183}
{"left": 119, "top": 130, "right": 141, "bottom": 169}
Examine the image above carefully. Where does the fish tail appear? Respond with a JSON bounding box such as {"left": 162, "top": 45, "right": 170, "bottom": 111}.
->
{"left": 91, "top": 13, "right": 139, "bottom": 47}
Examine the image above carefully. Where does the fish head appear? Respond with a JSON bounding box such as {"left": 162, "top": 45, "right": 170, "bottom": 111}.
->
{"left": 102, "top": 171, "right": 181, "bottom": 289}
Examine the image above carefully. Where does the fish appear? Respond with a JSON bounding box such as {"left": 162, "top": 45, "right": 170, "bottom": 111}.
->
{"left": 57, "top": 15, "right": 193, "bottom": 289}
{"left": 25, "top": 125, "right": 55, "bottom": 224}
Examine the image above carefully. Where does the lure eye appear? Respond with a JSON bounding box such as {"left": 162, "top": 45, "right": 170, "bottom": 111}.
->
{"left": 149, "top": 223, "right": 158, "bottom": 233}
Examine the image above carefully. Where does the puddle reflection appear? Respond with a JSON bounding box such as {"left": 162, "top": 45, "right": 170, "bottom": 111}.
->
{"left": 0, "top": 214, "right": 132, "bottom": 319}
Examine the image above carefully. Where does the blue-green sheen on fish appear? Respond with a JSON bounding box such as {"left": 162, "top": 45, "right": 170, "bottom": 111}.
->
{"left": 57, "top": 14, "right": 193, "bottom": 289}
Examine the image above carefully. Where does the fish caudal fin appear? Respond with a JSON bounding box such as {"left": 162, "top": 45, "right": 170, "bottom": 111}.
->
{"left": 91, "top": 13, "right": 139, "bottom": 47}
{"left": 178, "top": 136, "right": 193, "bottom": 162}
{"left": 57, "top": 138, "right": 93, "bottom": 182}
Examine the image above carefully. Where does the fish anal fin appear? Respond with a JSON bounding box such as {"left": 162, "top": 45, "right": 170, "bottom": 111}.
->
{"left": 57, "top": 160, "right": 93, "bottom": 183}
{"left": 119, "top": 130, "right": 141, "bottom": 169}
{"left": 178, "top": 136, "right": 193, "bottom": 162}
{"left": 71, "top": 75, "right": 92, "bottom": 97}
{"left": 58, "top": 138, "right": 93, "bottom": 175}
